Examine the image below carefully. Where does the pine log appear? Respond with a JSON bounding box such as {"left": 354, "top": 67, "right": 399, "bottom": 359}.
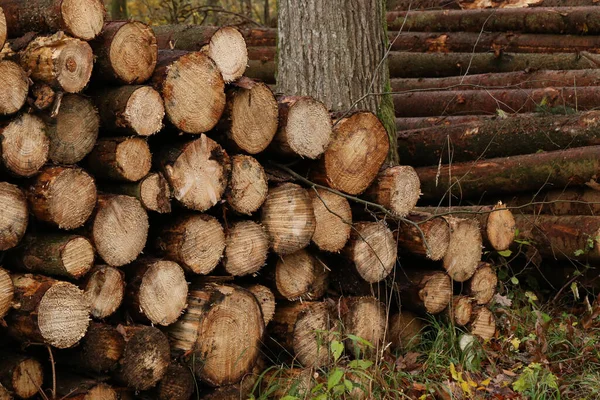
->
{"left": 447, "top": 295, "right": 473, "bottom": 326}
{"left": 81, "top": 265, "right": 125, "bottom": 319}
{"left": 441, "top": 218, "right": 482, "bottom": 282}
{"left": 27, "top": 165, "right": 97, "bottom": 230}
{"left": 466, "top": 263, "right": 497, "bottom": 305}
{"left": 275, "top": 249, "right": 329, "bottom": 301}
{"left": 152, "top": 50, "right": 225, "bottom": 134}
{"left": 418, "top": 146, "right": 600, "bottom": 202}
{"left": 338, "top": 297, "right": 386, "bottom": 357}
{"left": 396, "top": 115, "right": 495, "bottom": 131}
{"left": 470, "top": 307, "right": 496, "bottom": 340}
{"left": 218, "top": 79, "right": 278, "bottom": 154}
{"left": 91, "top": 21, "right": 158, "bottom": 84}
{"left": 397, "top": 270, "right": 453, "bottom": 314}
{"left": 261, "top": 183, "right": 316, "bottom": 255}
{"left": 0, "top": 60, "right": 28, "bottom": 116}
{"left": 124, "top": 258, "right": 188, "bottom": 326}
{"left": 46, "top": 93, "right": 99, "bottom": 164}
{"left": 154, "top": 214, "right": 225, "bottom": 275}
{"left": 388, "top": 311, "right": 425, "bottom": 351}
{"left": 0, "top": 384, "right": 9, "bottom": 400}
{"left": 0, "top": 268, "right": 13, "bottom": 319}
{"left": 316, "top": 112, "right": 389, "bottom": 195}
{"left": 8, "top": 274, "right": 90, "bottom": 348}
{"left": 103, "top": 172, "right": 171, "bottom": 214}
{"left": 345, "top": 222, "right": 397, "bottom": 283}
{"left": 12, "top": 233, "right": 94, "bottom": 279}
{"left": 226, "top": 155, "right": 268, "bottom": 215}
{"left": 155, "top": 363, "right": 195, "bottom": 400}
{"left": 86, "top": 137, "right": 151, "bottom": 182}
{"left": 0, "top": 0, "right": 104, "bottom": 40}
{"left": 506, "top": 188, "right": 600, "bottom": 216}
{"left": 244, "top": 284, "right": 276, "bottom": 326}
{"left": 93, "top": 85, "right": 164, "bottom": 136}
{"left": 268, "top": 301, "right": 339, "bottom": 368}
{"left": 0, "top": 113, "right": 49, "bottom": 177}
{"left": 0, "top": 6, "right": 5, "bottom": 49}
{"left": 456, "top": 0, "right": 598, "bottom": 7}
{"left": 30, "top": 82, "right": 56, "bottom": 111}
{"left": 157, "top": 135, "right": 230, "bottom": 211}
{"left": 198, "top": 362, "right": 262, "bottom": 400}
{"left": 223, "top": 221, "right": 269, "bottom": 276}
{"left": 56, "top": 373, "right": 117, "bottom": 400}
{"left": 245, "top": 59, "right": 275, "bottom": 83}
{"left": 89, "top": 194, "right": 148, "bottom": 267}
{"left": 363, "top": 166, "right": 421, "bottom": 217}
{"left": 270, "top": 96, "right": 332, "bottom": 159}
{"left": 387, "top": 0, "right": 459, "bottom": 10}
{"left": 0, "top": 183, "right": 28, "bottom": 251}
{"left": 19, "top": 34, "right": 93, "bottom": 92}
{"left": 64, "top": 322, "right": 125, "bottom": 373}
{"left": 153, "top": 25, "right": 248, "bottom": 82}
{"left": 165, "top": 286, "right": 202, "bottom": 358}
{"left": 309, "top": 188, "right": 352, "bottom": 252}
{"left": 395, "top": 212, "right": 451, "bottom": 261}
{"left": 0, "top": 353, "right": 43, "bottom": 399}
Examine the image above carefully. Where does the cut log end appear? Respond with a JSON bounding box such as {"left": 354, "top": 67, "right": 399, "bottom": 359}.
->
{"left": 156, "top": 363, "right": 195, "bottom": 400}
{"left": 208, "top": 26, "right": 248, "bottom": 82}
{"left": 366, "top": 166, "right": 421, "bottom": 217}
{"left": 419, "top": 271, "right": 453, "bottom": 314}
{"left": 397, "top": 214, "right": 451, "bottom": 261}
{"left": 59, "top": 236, "right": 95, "bottom": 278}
{"left": 468, "top": 264, "right": 498, "bottom": 305}
{"left": 0, "top": 268, "right": 13, "bottom": 319}
{"left": 0, "top": 61, "right": 28, "bottom": 116}
{"left": 487, "top": 202, "right": 516, "bottom": 251}
{"left": 74, "top": 383, "right": 118, "bottom": 400}
{"left": 83, "top": 266, "right": 125, "bottom": 319}
{"left": 389, "top": 311, "right": 425, "bottom": 351}
{"left": 226, "top": 155, "right": 268, "bottom": 215}
{"left": 309, "top": 189, "right": 352, "bottom": 253}
{"left": 0, "top": 384, "right": 8, "bottom": 400}
{"left": 118, "top": 86, "right": 165, "bottom": 136}
{"left": 470, "top": 307, "right": 496, "bottom": 340}
{"left": 139, "top": 173, "right": 171, "bottom": 213}
{"left": 293, "top": 302, "right": 339, "bottom": 368}
{"left": 276, "top": 250, "right": 328, "bottom": 301}
{"left": 109, "top": 22, "right": 158, "bottom": 84}
{"left": 444, "top": 218, "right": 483, "bottom": 282}
{"left": 117, "top": 137, "right": 152, "bottom": 181}
{"left": 224, "top": 221, "right": 269, "bottom": 276}
{"left": 60, "top": 0, "right": 105, "bottom": 40}
{"left": 348, "top": 222, "right": 397, "bottom": 283}
{"left": 245, "top": 284, "right": 276, "bottom": 325}
{"left": 0, "top": 183, "right": 28, "bottom": 251}
{"left": 340, "top": 297, "right": 386, "bottom": 356}
{"left": 450, "top": 295, "right": 473, "bottom": 326}
{"left": 0, "top": 7, "right": 5, "bottom": 49}
{"left": 1, "top": 356, "right": 44, "bottom": 399}
{"left": 1, "top": 114, "right": 49, "bottom": 177}
{"left": 55, "top": 38, "right": 94, "bottom": 93}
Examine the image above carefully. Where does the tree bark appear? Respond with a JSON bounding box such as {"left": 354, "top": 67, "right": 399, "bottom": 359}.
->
{"left": 505, "top": 188, "right": 600, "bottom": 216}
{"left": 0, "top": 0, "right": 105, "bottom": 40}
{"left": 0, "top": 268, "right": 13, "bottom": 320}
{"left": 0, "top": 60, "right": 28, "bottom": 116}
{"left": 415, "top": 146, "right": 600, "bottom": 201}
{"left": 396, "top": 115, "right": 495, "bottom": 131}
{"left": 396, "top": 270, "right": 453, "bottom": 314}
{"left": 363, "top": 166, "right": 421, "bottom": 217}
{"left": 0, "top": 352, "right": 44, "bottom": 399}
{"left": 274, "top": 249, "right": 329, "bottom": 301}
{"left": 466, "top": 262, "right": 498, "bottom": 305}
{"left": 80, "top": 265, "right": 125, "bottom": 319}
{"left": 103, "top": 172, "right": 172, "bottom": 214}
{"left": 337, "top": 297, "right": 386, "bottom": 357}
{"left": 0, "top": 113, "right": 49, "bottom": 178}
{"left": 457, "top": 0, "right": 599, "bottom": 7}
{"left": 223, "top": 221, "right": 269, "bottom": 277}
{"left": 388, "top": 311, "right": 425, "bottom": 351}
{"left": 86, "top": 137, "right": 152, "bottom": 182}
{"left": 344, "top": 221, "right": 397, "bottom": 283}
{"left": 277, "top": 0, "right": 396, "bottom": 163}
{"left": 226, "top": 154, "right": 268, "bottom": 215}
{"left": 395, "top": 212, "right": 451, "bottom": 261}
{"left": 110, "top": 0, "right": 127, "bottom": 20}
{"left": 245, "top": 59, "right": 276, "bottom": 83}
{"left": 0, "top": 182, "right": 28, "bottom": 251}
{"left": 309, "top": 189, "right": 352, "bottom": 253}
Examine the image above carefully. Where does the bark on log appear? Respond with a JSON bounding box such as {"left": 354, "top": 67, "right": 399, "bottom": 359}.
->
{"left": 268, "top": 301, "right": 339, "bottom": 368}
{"left": 261, "top": 183, "right": 316, "bottom": 255}
{"left": 387, "top": 0, "right": 459, "bottom": 10}
{"left": 27, "top": 165, "right": 97, "bottom": 230}
{"left": 19, "top": 33, "right": 93, "bottom": 93}
{"left": 506, "top": 188, "right": 600, "bottom": 216}
{"left": 274, "top": 249, "right": 329, "bottom": 301}
{"left": 124, "top": 258, "right": 188, "bottom": 326}
{"left": 244, "top": 284, "right": 276, "bottom": 326}
{"left": 93, "top": 85, "right": 164, "bottom": 136}
{"left": 56, "top": 373, "right": 117, "bottom": 400}
{"left": 0, "top": 182, "right": 28, "bottom": 251}
{"left": 415, "top": 146, "right": 600, "bottom": 201}
{"left": 86, "top": 137, "right": 151, "bottom": 182}
{"left": 245, "top": 59, "right": 275, "bottom": 83}
{"left": 270, "top": 96, "right": 332, "bottom": 159}
{"left": 456, "top": 0, "right": 598, "bottom": 7}
{"left": 397, "top": 270, "right": 453, "bottom": 314}
{"left": 8, "top": 273, "right": 90, "bottom": 348}
{"left": 0, "top": 268, "right": 13, "bottom": 320}
{"left": 157, "top": 135, "right": 230, "bottom": 212}
{"left": 388, "top": 311, "right": 425, "bottom": 351}
{"left": 363, "top": 166, "right": 421, "bottom": 217}
{"left": 12, "top": 233, "right": 94, "bottom": 279}
{"left": 152, "top": 50, "right": 225, "bottom": 134}
{"left": 155, "top": 363, "right": 195, "bottom": 400}
{"left": 0, "top": 60, "right": 28, "bottom": 116}
{"left": 0, "top": 113, "right": 49, "bottom": 177}
{"left": 447, "top": 295, "right": 473, "bottom": 326}
{"left": 30, "top": 82, "right": 56, "bottom": 111}
{"left": 316, "top": 112, "right": 390, "bottom": 195}
{"left": 91, "top": 21, "right": 157, "bottom": 84}
{"left": 45, "top": 93, "right": 99, "bottom": 165}
{"left": 396, "top": 116, "right": 495, "bottom": 131}
{"left": 0, "top": 353, "right": 44, "bottom": 399}
{"left": 223, "top": 221, "right": 269, "bottom": 277}
{"left": 443, "top": 217, "right": 482, "bottom": 282}
{"left": 153, "top": 25, "right": 247, "bottom": 83}
{"left": 470, "top": 306, "right": 496, "bottom": 340}
{"left": 395, "top": 212, "right": 451, "bottom": 261}
{"left": 309, "top": 188, "right": 352, "bottom": 253}
{"left": 466, "top": 262, "right": 498, "bottom": 305}
{"left": 89, "top": 194, "right": 148, "bottom": 267}
{"left": 344, "top": 222, "right": 397, "bottom": 283}
{"left": 81, "top": 265, "right": 125, "bottom": 319}
{"left": 103, "top": 172, "right": 171, "bottom": 214}
{"left": 0, "top": 0, "right": 105, "bottom": 40}
{"left": 226, "top": 154, "right": 268, "bottom": 215}
{"left": 338, "top": 297, "right": 386, "bottom": 357}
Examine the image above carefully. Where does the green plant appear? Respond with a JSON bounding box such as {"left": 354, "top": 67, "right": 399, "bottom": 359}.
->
{"left": 512, "top": 363, "right": 560, "bottom": 400}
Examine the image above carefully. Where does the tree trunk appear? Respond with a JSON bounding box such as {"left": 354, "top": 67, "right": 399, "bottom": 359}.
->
{"left": 80, "top": 265, "right": 125, "bottom": 319}
{"left": 45, "top": 94, "right": 99, "bottom": 165}
{"left": 447, "top": 295, "right": 473, "bottom": 326}
{"left": 245, "top": 59, "right": 276, "bottom": 83}
{"left": 91, "top": 21, "right": 157, "bottom": 85}
{"left": 415, "top": 146, "right": 600, "bottom": 201}
{"left": 93, "top": 85, "right": 164, "bottom": 136}
{"left": 469, "top": 306, "right": 496, "bottom": 340}
{"left": 274, "top": 249, "right": 329, "bottom": 301}
{"left": 0, "top": 268, "right": 13, "bottom": 320}
{"left": 152, "top": 50, "right": 225, "bottom": 134}
{"left": 0, "top": 60, "right": 28, "bottom": 116}
{"left": 363, "top": 166, "right": 421, "bottom": 217}
{"left": 56, "top": 373, "right": 117, "bottom": 400}
{"left": 261, "top": 183, "right": 316, "bottom": 255}
{"left": 0, "top": 353, "right": 44, "bottom": 399}
{"left": 0, "top": 0, "right": 104, "bottom": 40}
{"left": 457, "top": 0, "right": 598, "bottom": 7}
{"left": 110, "top": 0, "right": 127, "bottom": 20}
{"left": 344, "top": 221, "right": 397, "bottom": 283}
{"left": 86, "top": 137, "right": 151, "bottom": 182}
{"left": 337, "top": 297, "right": 386, "bottom": 357}
{"left": 0, "top": 182, "right": 28, "bottom": 251}
{"left": 466, "top": 262, "right": 498, "bottom": 305}
{"left": 89, "top": 194, "right": 149, "bottom": 267}
{"left": 1, "top": 113, "right": 49, "bottom": 177}
{"left": 223, "top": 221, "right": 269, "bottom": 277}
{"left": 395, "top": 212, "right": 451, "bottom": 261}
{"left": 277, "top": 0, "right": 396, "bottom": 163}
{"left": 103, "top": 172, "right": 172, "bottom": 214}
{"left": 153, "top": 214, "right": 225, "bottom": 275}
{"left": 396, "top": 115, "right": 495, "bottom": 131}
{"left": 226, "top": 155, "right": 268, "bottom": 215}
{"left": 8, "top": 274, "right": 90, "bottom": 348}
{"left": 243, "top": 284, "right": 276, "bottom": 326}
{"left": 505, "top": 188, "right": 600, "bottom": 216}
{"left": 388, "top": 311, "right": 425, "bottom": 351}
{"left": 155, "top": 363, "right": 195, "bottom": 400}
{"left": 309, "top": 188, "right": 352, "bottom": 253}
{"left": 315, "top": 112, "right": 390, "bottom": 195}
{"left": 156, "top": 135, "right": 230, "bottom": 212}
{"left": 26, "top": 165, "right": 97, "bottom": 230}
{"left": 396, "top": 270, "right": 453, "bottom": 314}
